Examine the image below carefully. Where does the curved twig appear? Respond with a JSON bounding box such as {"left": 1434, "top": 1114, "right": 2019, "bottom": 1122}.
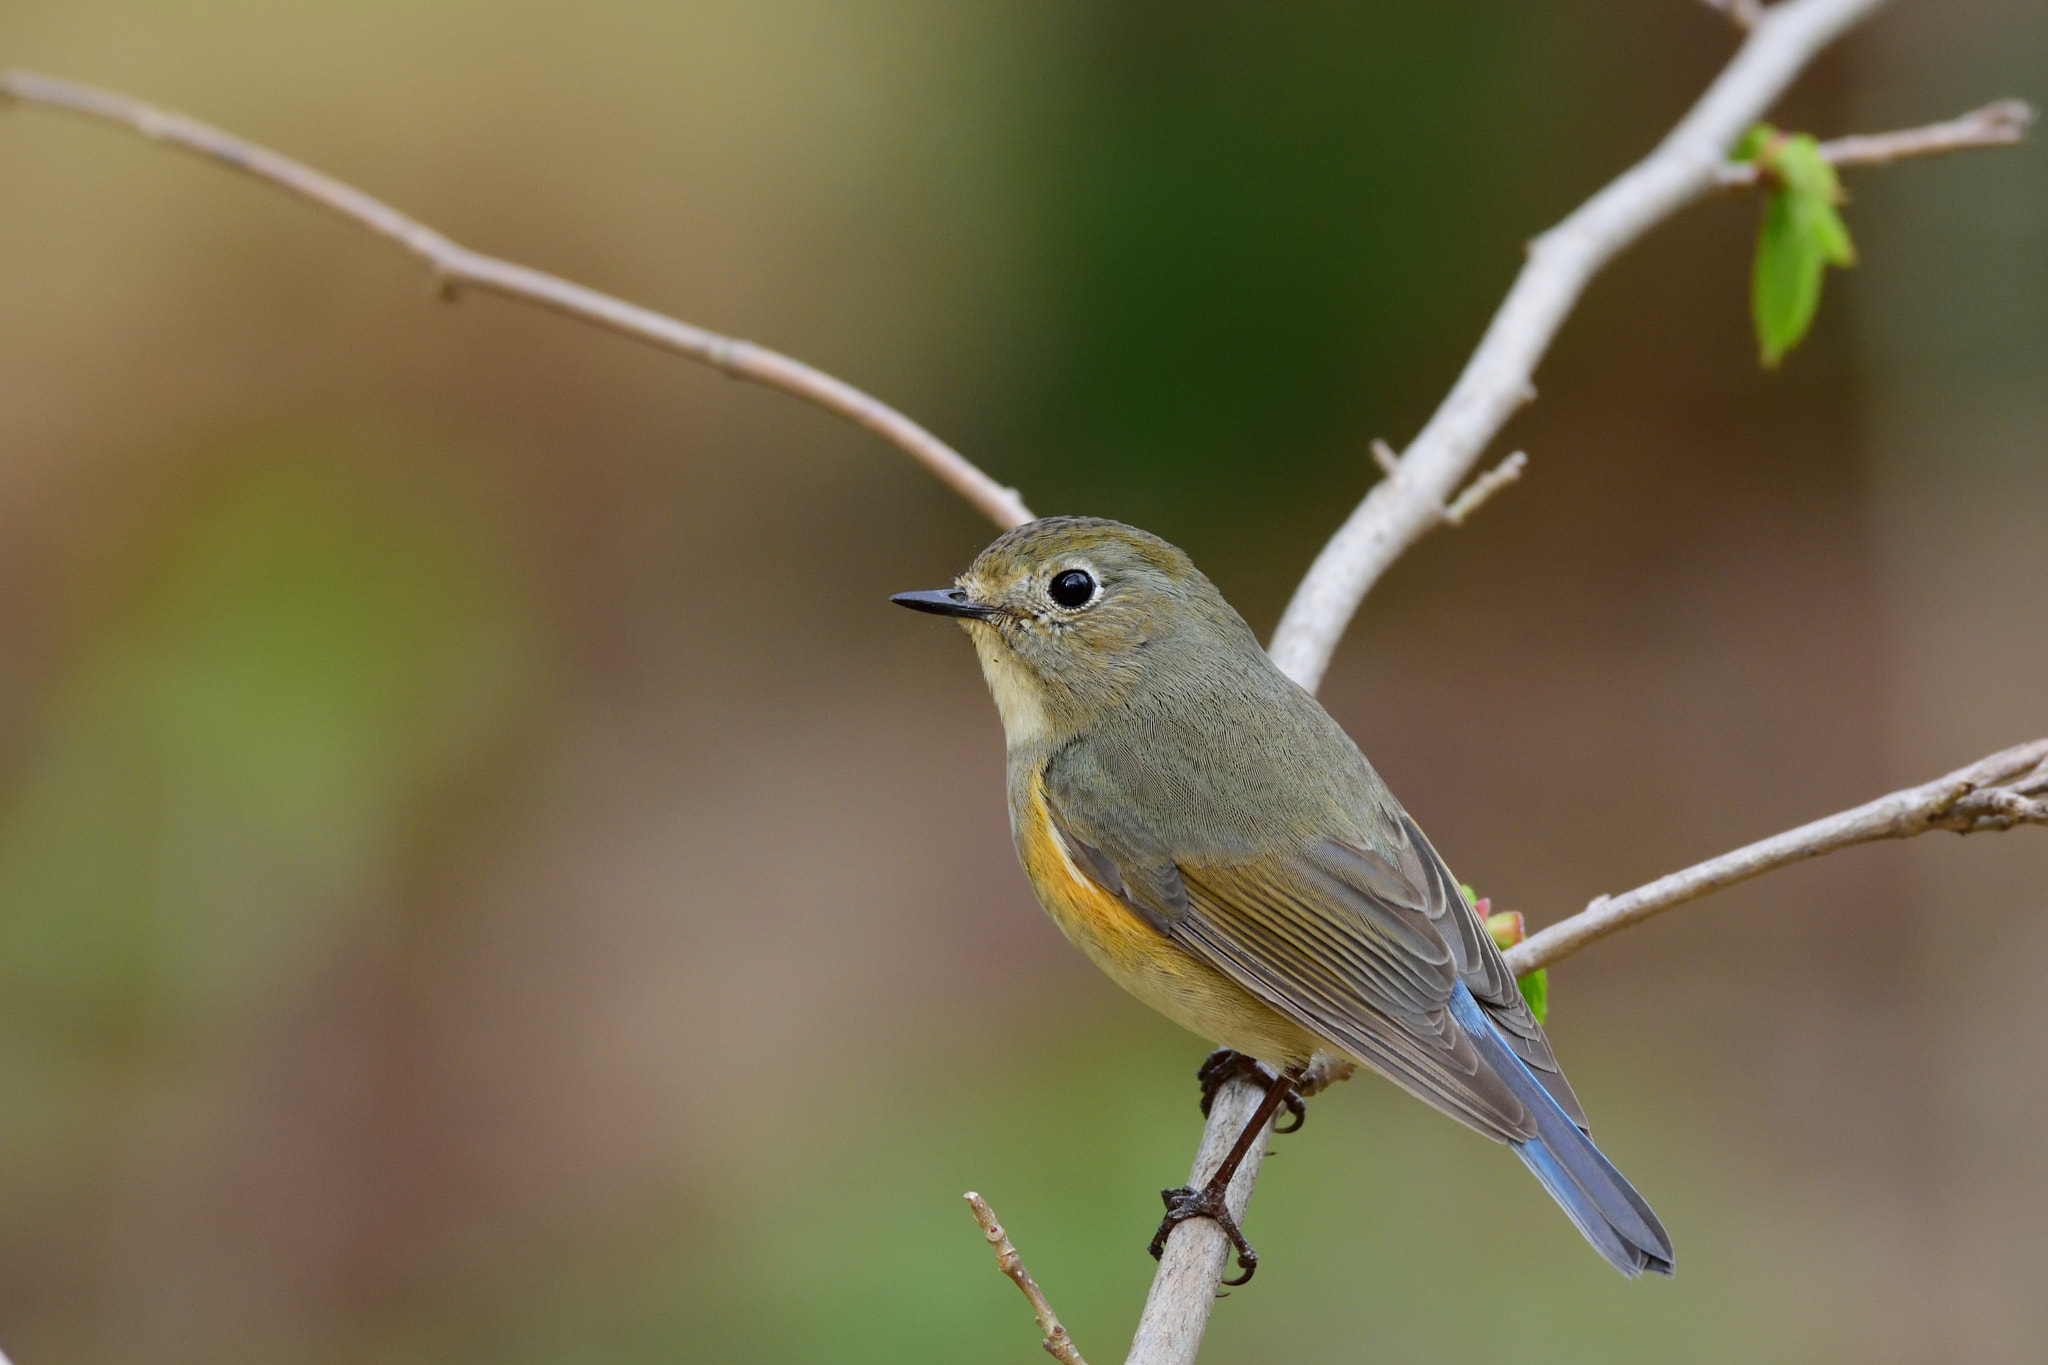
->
{"left": 0, "top": 69, "right": 1033, "bottom": 530}
{"left": 1506, "top": 739, "right": 2048, "bottom": 976}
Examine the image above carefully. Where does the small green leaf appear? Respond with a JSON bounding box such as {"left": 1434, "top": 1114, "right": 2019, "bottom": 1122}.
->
{"left": 1771, "top": 134, "right": 1844, "bottom": 213}
{"left": 1730, "top": 121, "right": 1776, "bottom": 163}
{"left": 1517, "top": 968, "right": 1548, "bottom": 1025}
{"left": 1748, "top": 131, "right": 1855, "bottom": 367}
{"left": 1753, "top": 189, "right": 1823, "bottom": 366}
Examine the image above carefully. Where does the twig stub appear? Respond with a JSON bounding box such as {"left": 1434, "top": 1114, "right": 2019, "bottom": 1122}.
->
{"left": 1442, "top": 451, "right": 1527, "bottom": 526}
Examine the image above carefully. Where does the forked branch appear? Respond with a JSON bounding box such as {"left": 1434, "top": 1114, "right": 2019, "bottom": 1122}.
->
{"left": 0, "top": 69, "right": 1033, "bottom": 530}
{"left": 1264, "top": 0, "right": 2031, "bottom": 694}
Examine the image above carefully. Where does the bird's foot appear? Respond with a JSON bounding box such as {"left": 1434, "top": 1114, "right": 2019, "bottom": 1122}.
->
{"left": 1152, "top": 1060, "right": 1300, "bottom": 1286}
{"left": 1148, "top": 1180, "right": 1260, "bottom": 1286}
{"left": 1196, "top": 1049, "right": 1307, "bottom": 1133}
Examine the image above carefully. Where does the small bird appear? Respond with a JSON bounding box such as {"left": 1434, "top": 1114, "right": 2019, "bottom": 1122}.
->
{"left": 895, "top": 516, "right": 1672, "bottom": 1284}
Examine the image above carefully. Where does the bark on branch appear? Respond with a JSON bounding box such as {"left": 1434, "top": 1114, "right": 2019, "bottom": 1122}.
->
{"left": 0, "top": 69, "right": 1033, "bottom": 530}
{"left": 1124, "top": 1076, "right": 1274, "bottom": 1365}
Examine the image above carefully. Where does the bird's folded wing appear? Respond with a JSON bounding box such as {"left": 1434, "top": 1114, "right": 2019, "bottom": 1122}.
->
{"left": 1392, "top": 817, "right": 1590, "bottom": 1132}
{"left": 1044, "top": 784, "right": 1586, "bottom": 1141}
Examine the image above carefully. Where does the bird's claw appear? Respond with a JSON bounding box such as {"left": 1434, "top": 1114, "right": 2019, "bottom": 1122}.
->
{"left": 1196, "top": 1049, "right": 1308, "bottom": 1133}
{"left": 1148, "top": 1182, "right": 1260, "bottom": 1285}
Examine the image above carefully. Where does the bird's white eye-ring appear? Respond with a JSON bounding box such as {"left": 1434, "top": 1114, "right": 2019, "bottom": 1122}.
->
{"left": 1048, "top": 568, "right": 1097, "bottom": 608}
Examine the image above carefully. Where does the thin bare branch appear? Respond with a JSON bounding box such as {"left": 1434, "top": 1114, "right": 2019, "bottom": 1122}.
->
{"left": 1717, "top": 99, "right": 2036, "bottom": 186}
{"left": 965, "top": 1192, "right": 1091, "bottom": 1365}
{"left": 1269, "top": 0, "right": 1903, "bottom": 694}
{"left": 1506, "top": 739, "right": 2048, "bottom": 976}
{"left": 0, "top": 69, "right": 1033, "bottom": 530}
{"left": 1442, "top": 451, "right": 1527, "bottom": 526}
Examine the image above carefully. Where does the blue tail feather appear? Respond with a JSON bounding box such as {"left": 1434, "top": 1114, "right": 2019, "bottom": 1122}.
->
{"left": 1447, "top": 983, "right": 1674, "bottom": 1277}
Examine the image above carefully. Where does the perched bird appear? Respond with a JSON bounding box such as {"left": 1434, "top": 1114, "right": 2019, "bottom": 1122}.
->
{"left": 894, "top": 516, "right": 1672, "bottom": 1284}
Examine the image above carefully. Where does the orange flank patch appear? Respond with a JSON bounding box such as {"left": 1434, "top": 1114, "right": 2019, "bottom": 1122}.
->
{"left": 1015, "top": 767, "right": 1320, "bottom": 1066}
{"left": 1018, "top": 770, "right": 1167, "bottom": 970}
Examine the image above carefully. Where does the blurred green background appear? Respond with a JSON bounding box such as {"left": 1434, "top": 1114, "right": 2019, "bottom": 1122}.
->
{"left": 0, "top": 2, "right": 2043, "bottom": 1362}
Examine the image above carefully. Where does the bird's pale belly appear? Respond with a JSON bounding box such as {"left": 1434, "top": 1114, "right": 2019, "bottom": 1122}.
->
{"left": 1016, "top": 769, "right": 1320, "bottom": 1068}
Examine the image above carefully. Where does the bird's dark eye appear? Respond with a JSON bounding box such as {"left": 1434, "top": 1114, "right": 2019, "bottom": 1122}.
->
{"left": 1048, "top": 569, "right": 1096, "bottom": 608}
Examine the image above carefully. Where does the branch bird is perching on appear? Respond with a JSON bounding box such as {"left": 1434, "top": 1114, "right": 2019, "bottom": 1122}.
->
{"left": 1, "top": 6, "right": 2037, "bottom": 1362}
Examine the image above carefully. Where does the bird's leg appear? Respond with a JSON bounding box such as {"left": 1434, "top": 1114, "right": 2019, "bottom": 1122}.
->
{"left": 1196, "top": 1049, "right": 1307, "bottom": 1133}
{"left": 1149, "top": 1064, "right": 1302, "bottom": 1286}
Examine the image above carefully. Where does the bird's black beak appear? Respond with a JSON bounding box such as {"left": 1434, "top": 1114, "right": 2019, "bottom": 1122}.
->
{"left": 891, "top": 588, "right": 998, "bottom": 620}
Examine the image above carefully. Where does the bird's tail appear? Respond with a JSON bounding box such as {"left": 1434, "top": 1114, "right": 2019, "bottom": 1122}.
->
{"left": 1447, "top": 983, "right": 1674, "bottom": 1277}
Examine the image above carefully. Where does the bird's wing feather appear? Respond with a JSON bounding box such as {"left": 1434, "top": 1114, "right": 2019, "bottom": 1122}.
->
{"left": 1043, "top": 738, "right": 1587, "bottom": 1140}
{"left": 1395, "top": 818, "right": 1589, "bottom": 1131}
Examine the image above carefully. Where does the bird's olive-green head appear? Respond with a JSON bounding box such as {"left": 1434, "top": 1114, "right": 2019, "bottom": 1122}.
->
{"left": 893, "top": 516, "right": 1266, "bottom": 749}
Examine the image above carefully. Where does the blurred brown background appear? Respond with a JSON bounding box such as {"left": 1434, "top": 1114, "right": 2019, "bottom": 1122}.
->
{"left": 0, "top": 2, "right": 2042, "bottom": 1362}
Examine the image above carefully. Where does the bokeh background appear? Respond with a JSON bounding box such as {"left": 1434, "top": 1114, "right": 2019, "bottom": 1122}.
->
{"left": 0, "top": 2, "right": 2043, "bottom": 1361}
